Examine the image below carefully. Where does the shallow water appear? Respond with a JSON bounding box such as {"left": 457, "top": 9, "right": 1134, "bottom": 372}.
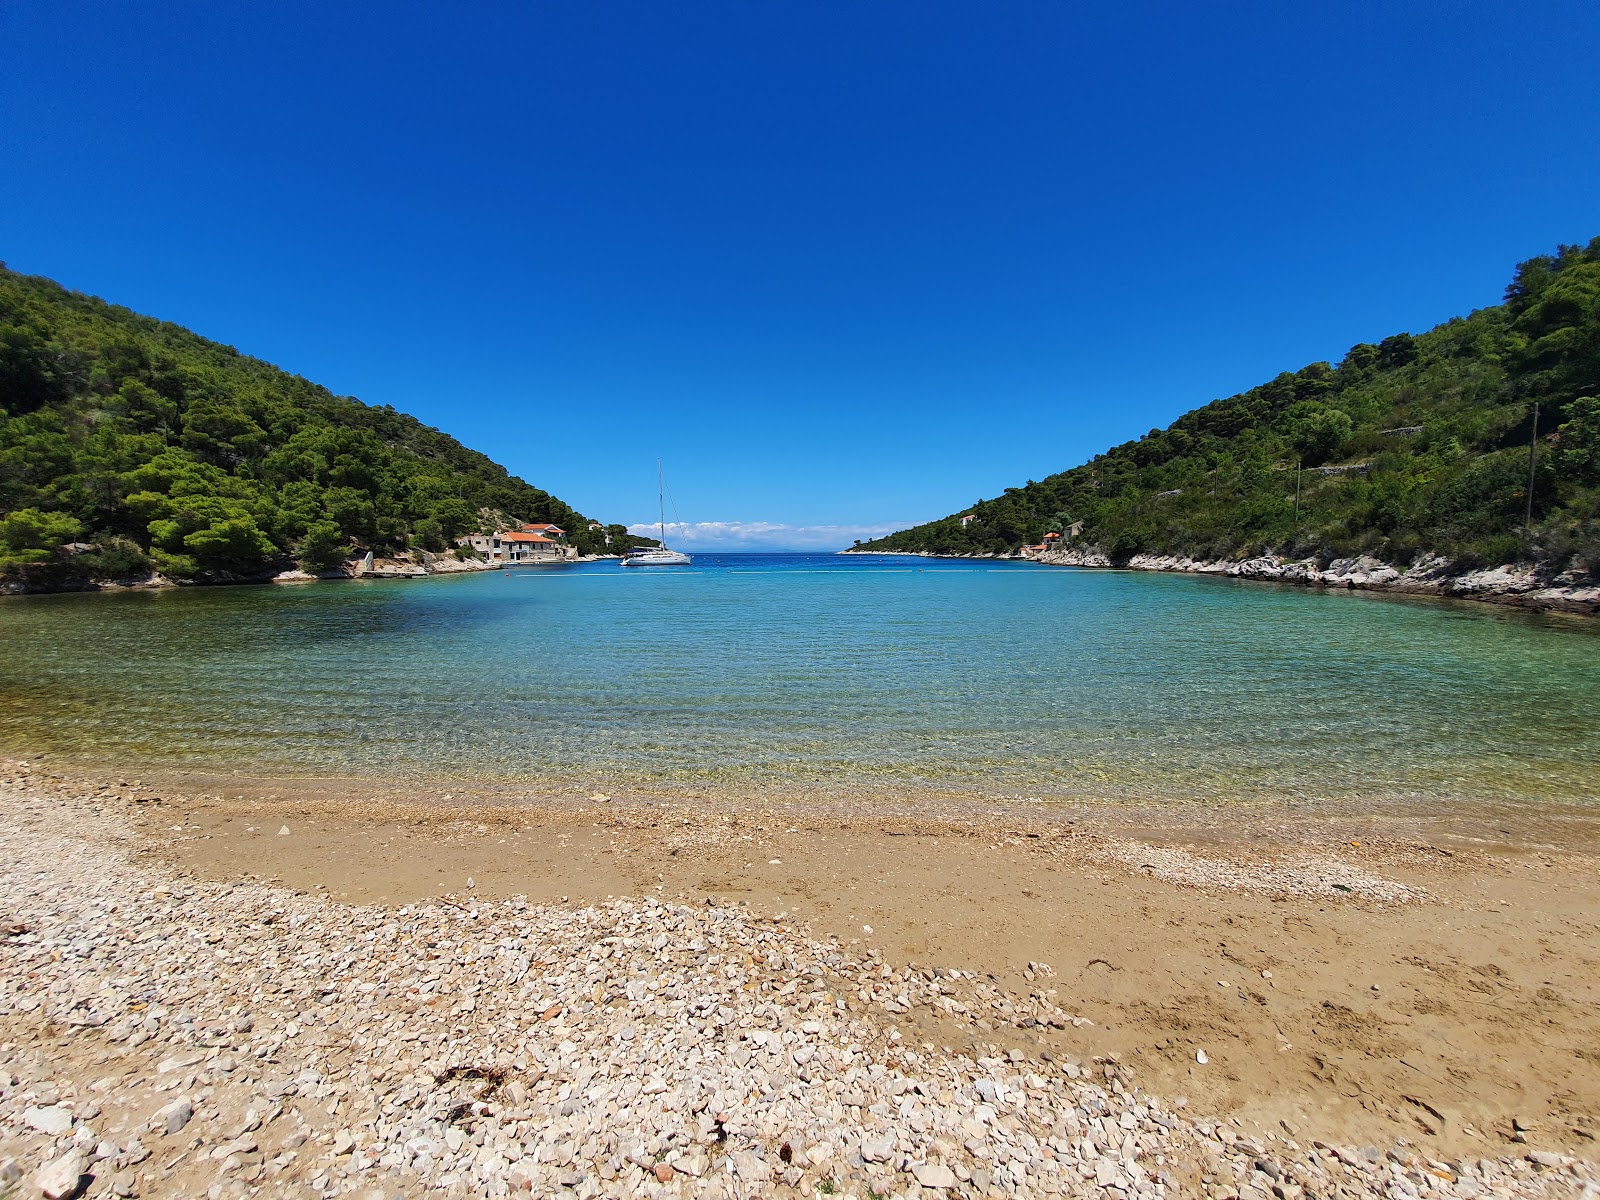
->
{"left": 1, "top": 554, "right": 1596, "bottom": 808}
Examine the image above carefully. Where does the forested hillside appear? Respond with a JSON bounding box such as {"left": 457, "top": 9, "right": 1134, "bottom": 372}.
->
{"left": 859, "top": 239, "right": 1600, "bottom": 576}
{"left": 0, "top": 266, "right": 642, "bottom": 584}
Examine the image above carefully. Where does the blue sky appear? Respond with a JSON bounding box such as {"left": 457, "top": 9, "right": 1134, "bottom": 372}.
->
{"left": 3, "top": 2, "right": 1597, "bottom": 550}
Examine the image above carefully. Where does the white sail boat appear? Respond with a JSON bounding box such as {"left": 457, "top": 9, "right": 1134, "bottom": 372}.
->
{"left": 620, "top": 460, "right": 693, "bottom": 567}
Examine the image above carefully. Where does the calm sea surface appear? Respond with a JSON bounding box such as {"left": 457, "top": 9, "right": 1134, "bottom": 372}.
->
{"left": 1, "top": 554, "right": 1596, "bottom": 809}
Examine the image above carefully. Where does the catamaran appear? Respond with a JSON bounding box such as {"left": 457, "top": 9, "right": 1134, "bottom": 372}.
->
{"left": 621, "top": 460, "right": 692, "bottom": 567}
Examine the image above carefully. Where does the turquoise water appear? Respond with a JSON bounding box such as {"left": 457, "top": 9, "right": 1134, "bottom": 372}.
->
{"left": 0, "top": 554, "right": 1596, "bottom": 808}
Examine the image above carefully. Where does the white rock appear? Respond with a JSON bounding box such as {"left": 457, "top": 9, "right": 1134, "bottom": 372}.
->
{"left": 277, "top": 825, "right": 290, "bottom": 836}
{"left": 33, "top": 1150, "right": 87, "bottom": 1200}
{"left": 155, "top": 1096, "right": 193, "bottom": 1134}
{"left": 25, "top": 1105, "right": 73, "bottom": 1136}
{"left": 1196, "top": 1049, "right": 1209, "bottom": 1064}
{"left": 861, "top": 1135, "right": 895, "bottom": 1162}
{"left": 156, "top": 1050, "right": 207, "bottom": 1073}
{"left": 913, "top": 1162, "right": 958, "bottom": 1188}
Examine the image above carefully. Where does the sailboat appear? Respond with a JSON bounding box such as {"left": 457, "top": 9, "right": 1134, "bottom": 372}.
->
{"left": 620, "top": 460, "right": 693, "bottom": 567}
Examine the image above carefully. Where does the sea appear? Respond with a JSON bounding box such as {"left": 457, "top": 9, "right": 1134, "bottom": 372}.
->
{"left": 1, "top": 553, "right": 1596, "bottom": 811}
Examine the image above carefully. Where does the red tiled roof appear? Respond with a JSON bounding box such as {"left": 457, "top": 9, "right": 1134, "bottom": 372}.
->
{"left": 500, "top": 531, "right": 555, "bottom": 543}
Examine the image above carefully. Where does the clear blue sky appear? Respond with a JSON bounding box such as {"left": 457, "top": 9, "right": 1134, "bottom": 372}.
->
{"left": 3, "top": 2, "right": 1597, "bottom": 549}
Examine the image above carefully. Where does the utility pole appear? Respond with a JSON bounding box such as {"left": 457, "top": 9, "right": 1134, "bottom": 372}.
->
{"left": 1523, "top": 401, "right": 1540, "bottom": 556}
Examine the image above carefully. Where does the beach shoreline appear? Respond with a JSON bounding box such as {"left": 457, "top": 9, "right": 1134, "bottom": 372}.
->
{"left": 2, "top": 755, "right": 1597, "bottom": 1197}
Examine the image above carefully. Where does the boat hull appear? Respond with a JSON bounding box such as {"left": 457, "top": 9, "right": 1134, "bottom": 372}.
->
{"left": 621, "top": 550, "right": 693, "bottom": 566}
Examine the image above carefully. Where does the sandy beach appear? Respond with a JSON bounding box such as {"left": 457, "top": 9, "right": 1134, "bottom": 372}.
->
{"left": 2, "top": 757, "right": 1597, "bottom": 1199}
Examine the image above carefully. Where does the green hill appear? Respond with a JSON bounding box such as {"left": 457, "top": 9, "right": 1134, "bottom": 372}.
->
{"left": 0, "top": 265, "right": 646, "bottom": 585}
{"left": 858, "top": 238, "right": 1600, "bottom": 577}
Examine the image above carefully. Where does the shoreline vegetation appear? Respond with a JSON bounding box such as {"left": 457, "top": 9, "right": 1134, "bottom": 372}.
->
{"left": 840, "top": 547, "right": 1600, "bottom": 617}
{"left": 855, "top": 239, "right": 1600, "bottom": 601}
{"left": 4, "top": 756, "right": 1600, "bottom": 1199}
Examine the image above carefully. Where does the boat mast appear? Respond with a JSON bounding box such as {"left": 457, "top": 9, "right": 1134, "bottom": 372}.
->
{"left": 657, "top": 458, "right": 666, "bottom": 547}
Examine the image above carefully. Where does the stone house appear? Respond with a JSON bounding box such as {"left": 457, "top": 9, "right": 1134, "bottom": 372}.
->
{"left": 458, "top": 526, "right": 574, "bottom": 563}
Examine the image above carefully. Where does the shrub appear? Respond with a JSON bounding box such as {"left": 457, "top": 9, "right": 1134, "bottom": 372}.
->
{"left": 182, "top": 516, "right": 278, "bottom": 574}
{"left": 298, "top": 521, "right": 349, "bottom": 572}
{"left": 150, "top": 550, "right": 198, "bottom": 579}
{"left": 0, "top": 507, "right": 84, "bottom": 574}
{"left": 1383, "top": 530, "right": 1424, "bottom": 567}
{"left": 411, "top": 517, "right": 446, "bottom": 552}
{"left": 78, "top": 536, "right": 153, "bottom": 580}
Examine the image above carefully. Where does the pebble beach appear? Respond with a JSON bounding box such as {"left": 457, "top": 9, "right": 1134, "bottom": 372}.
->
{"left": 2, "top": 759, "right": 1597, "bottom": 1200}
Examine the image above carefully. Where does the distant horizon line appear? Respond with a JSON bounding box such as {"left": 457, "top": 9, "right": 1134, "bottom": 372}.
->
{"left": 622, "top": 518, "right": 919, "bottom": 553}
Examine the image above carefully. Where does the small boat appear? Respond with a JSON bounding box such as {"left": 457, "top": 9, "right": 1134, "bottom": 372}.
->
{"left": 621, "top": 460, "right": 693, "bottom": 567}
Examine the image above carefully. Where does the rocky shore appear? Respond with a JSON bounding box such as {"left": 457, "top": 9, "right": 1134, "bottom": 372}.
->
{"left": 0, "top": 551, "right": 627, "bottom": 597}
{"left": 845, "top": 549, "right": 1600, "bottom": 617}
{"left": 2, "top": 762, "right": 1596, "bottom": 1199}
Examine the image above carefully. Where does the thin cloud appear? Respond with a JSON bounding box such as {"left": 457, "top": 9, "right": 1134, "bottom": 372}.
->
{"left": 624, "top": 520, "right": 911, "bottom": 551}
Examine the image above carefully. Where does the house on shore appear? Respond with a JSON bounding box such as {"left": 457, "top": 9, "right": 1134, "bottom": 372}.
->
{"left": 520, "top": 523, "right": 567, "bottom": 540}
{"left": 458, "top": 524, "right": 575, "bottom": 563}
{"left": 959, "top": 513, "right": 978, "bottom": 528}
{"left": 1019, "top": 531, "right": 1066, "bottom": 559}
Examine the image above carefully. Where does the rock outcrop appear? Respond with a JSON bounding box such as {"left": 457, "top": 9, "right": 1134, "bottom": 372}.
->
{"left": 850, "top": 546, "right": 1600, "bottom": 616}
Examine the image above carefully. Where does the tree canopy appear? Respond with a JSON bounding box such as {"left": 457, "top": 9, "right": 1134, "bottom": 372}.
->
{"left": 859, "top": 238, "right": 1600, "bottom": 577}
{"left": 0, "top": 265, "right": 647, "bottom": 583}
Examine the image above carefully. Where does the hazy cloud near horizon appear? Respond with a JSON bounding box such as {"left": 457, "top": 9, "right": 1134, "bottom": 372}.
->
{"left": 624, "top": 520, "right": 911, "bottom": 551}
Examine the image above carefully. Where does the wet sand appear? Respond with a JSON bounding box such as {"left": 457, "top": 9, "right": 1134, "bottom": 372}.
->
{"left": 104, "top": 763, "right": 1600, "bottom": 1162}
